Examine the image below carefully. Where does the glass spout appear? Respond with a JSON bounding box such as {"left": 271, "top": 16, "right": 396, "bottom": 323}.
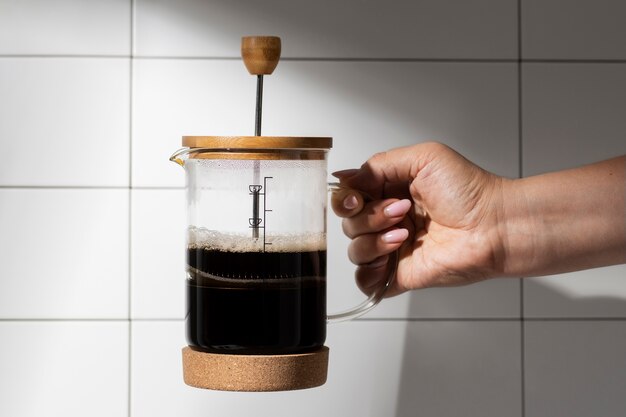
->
{"left": 169, "top": 148, "right": 192, "bottom": 167}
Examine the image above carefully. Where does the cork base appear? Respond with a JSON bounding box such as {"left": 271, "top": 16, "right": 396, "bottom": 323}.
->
{"left": 182, "top": 346, "right": 329, "bottom": 392}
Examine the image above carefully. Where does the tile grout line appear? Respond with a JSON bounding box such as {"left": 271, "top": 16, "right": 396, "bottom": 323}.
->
{"left": 518, "top": 1, "right": 526, "bottom": 416}
{"left": 356, "top": 318, "right": 523, "bottom": 322}
{"left": 0, "top": 185, "right": 130, "bottom": 189}
{"left": 0, "top": 54, "right": 131, "bottom": 58}
{"left": 134, "top": 57, "right": 626, "bottom": 63}
{"left": 0, "top": 185, "right": 184, "bottom": 190}
{"left": 354, "top": 317, "right": 626, "bottom": 322}
{"left": 0, "top": 318, "right": 133, "bottom": 322}
{"left": 3, "top": 317, "right": 626, "bottom": 322}
{"left": 1, "top": 54, "right": 625, "bottom": 64}
{"left": 134, "top": 56, "right": 519, "bottom": 63}
{"left": 128, "top": 1, "right": 135, "bottom": 416}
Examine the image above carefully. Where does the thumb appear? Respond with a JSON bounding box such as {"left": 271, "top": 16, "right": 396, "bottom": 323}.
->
{"left": 330, "top": 186, "right": 365, "bottom": 218}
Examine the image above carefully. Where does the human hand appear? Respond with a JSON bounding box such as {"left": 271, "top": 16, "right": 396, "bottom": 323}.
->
{"left": 332, "top": 142, "right": 506, "bottom": 297}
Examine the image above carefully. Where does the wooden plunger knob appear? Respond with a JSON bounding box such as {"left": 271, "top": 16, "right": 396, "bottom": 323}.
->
{"left": 241, "top": 36, "right": 282, "bottom": 75}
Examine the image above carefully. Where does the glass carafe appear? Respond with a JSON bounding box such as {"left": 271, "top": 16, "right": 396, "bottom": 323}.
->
{"left": 171, "top": 136, "right": 395, "bottom": 355}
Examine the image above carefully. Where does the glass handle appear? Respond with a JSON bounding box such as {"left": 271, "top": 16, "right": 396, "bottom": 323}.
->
{"left": 326, "top": 182, "right": 398, "bottom": 323}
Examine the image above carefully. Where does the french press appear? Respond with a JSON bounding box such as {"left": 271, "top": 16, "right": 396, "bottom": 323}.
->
{"left": 170, "top": 36, "right": 396, "bottom": 391}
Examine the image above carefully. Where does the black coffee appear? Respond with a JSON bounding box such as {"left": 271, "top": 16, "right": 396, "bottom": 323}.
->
{"left": 186, "top": 247, "right": 326, "bottom": 355}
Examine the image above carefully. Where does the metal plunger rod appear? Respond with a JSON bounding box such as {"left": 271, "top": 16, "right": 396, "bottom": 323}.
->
{"left": 242, "top": 36, "right": 280, "bottom": 135}
{"left": 255, "top": 75, "right": 264, "bottom": 136}
{"left": 253, "top": 74, "right": 263, "bottom": 238}
{"left": 241, "top": 36, "right": 282, "bottom": 239}
{"left": 250, "top": 185, "right": 261, "bottom": 239}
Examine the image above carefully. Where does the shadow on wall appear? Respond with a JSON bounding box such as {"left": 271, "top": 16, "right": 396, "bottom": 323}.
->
{"left": 137, "top": 1, "right": 519, "bottom": 179}
{"left": 139, "top": 0, "right": 484, "bottom": 59}
{"left": 393, "top": 278, "right": 626, "bottom": 417}
{"left": 267, "top": 59, "right": 516, "bottom": 175}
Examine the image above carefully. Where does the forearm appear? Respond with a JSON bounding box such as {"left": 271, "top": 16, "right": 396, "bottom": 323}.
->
{"left": 498, "top": 156, "right": 626, "bottom": 278}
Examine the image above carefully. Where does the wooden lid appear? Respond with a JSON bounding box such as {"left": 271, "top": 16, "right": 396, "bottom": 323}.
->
{"left": 182, "top": 346, "right": 329, "bottom": 392}
{"left": 182, "top": 136, "right": 332, "bottom": 149}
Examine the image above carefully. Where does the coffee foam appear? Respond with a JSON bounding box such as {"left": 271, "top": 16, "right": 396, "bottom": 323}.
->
{"left": 188, "top": 227, "right": 326, "bottom": 252}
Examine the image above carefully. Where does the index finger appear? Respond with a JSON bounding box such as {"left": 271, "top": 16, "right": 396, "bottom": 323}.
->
{"left": 341, "top": 142, "right": 445, "bottom": 199}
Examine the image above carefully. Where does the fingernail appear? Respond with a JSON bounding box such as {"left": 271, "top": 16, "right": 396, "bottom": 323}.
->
{"left": 382, "top": 228, "right": 409, "bottom": 244}
{"left": 384, "top": 199, "right": 412, "bottom": 218}
{"left": 343, "top": 195, "right": 359, "bottom": 210}
{"left": 332, "top": 169, "right": 358, "bottom": 179}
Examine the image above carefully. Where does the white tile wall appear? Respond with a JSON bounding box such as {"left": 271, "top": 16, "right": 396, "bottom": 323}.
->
{"left": 525, "top": 265, "right": 626, "bottom": 318}
{"left": 374, "top": 279, "right": 521, "bottom": 318}
{"left": 134, "top": 0, "right": 517, "bottom": 59}
{"left": 394, "top": 321, "right": 522, "bottom": 417}
{"left": 0, "top": 0, "right": 130, "bottom": 55}
{"left": 131, "top": 59, "right": 252, "bottom": 188}
{"left": 264, "top": 62, "right": 519, "bottom": 179}
{"left": 1, "top": 1, "right": 625, "bottom": 417}
{"left": 131, "top": 320, "right": 521, "bottom": 417}
{"left": 522, "top": 0, "right": 626, "bottom": 60}
{"left": 523, "top": 64, "right": 626, "bottom": 174}
{"left": 525, "top": 322, "right": 626, "bottom": 417}
{"left": 131, "top": 189, "right": 186, "bottom": 319}
{"left": 0, "top": 189, "right": 129, "bottom": 319}
{"left": 0, "top": 58, "right": 130, "bottom": 187}
{"left": 0, "top": 321, "right": 128, "bottom": 417}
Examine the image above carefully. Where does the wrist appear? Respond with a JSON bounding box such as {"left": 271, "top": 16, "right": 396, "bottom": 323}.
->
{"left": 494, "top": 177, "right": 543, "bottom": 278}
